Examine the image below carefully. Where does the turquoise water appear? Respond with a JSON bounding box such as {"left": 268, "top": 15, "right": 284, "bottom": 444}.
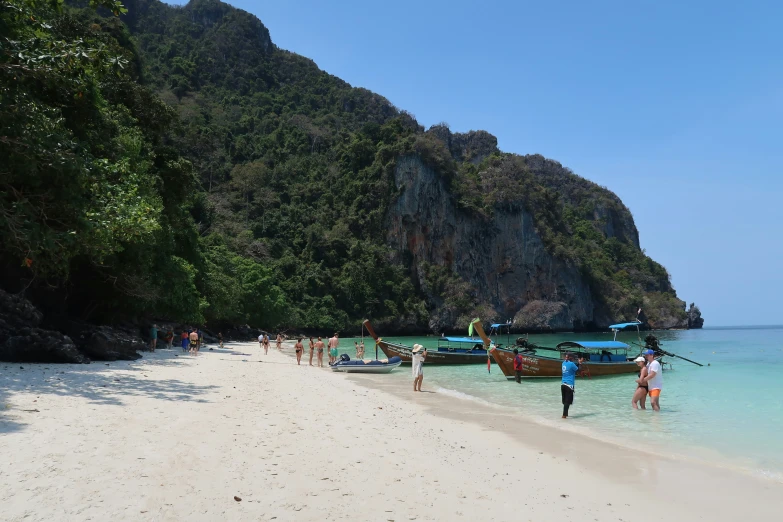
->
{"left": 346, "top": 327, "right": 783, "bottom": 481}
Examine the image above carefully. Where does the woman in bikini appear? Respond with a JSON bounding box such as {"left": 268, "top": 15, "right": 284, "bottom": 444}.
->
{"left": 315, "top": 337, "right": 325, "bottom": 367}
{"left": 632, "top": 356, "right": 648, "bottom": 409}
{"left": 308, "top": 337, "right": 315, "bottom": 366}
{"left": 276, "top": 333, "right": 282, "bottom": 350}
{"left": 294, "top": 338, "right": 304, "bottom": 365}
{"left": 262, "top": 334, "right": 270, "bottom": 355}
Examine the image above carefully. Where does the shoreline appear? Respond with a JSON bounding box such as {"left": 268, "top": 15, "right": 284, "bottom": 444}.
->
{"left": 293, "top": 340, "right": 782, "bottom": 483}
{"left": 1, "top": 342, "right": 780, "bottom": 521}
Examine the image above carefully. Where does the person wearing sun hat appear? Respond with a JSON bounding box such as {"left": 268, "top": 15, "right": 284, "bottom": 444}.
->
{"left": 641, "top": 349, "right": 663, "bottom": 411}
{"left": 632, "top": 355, "right": 649, "bottom": 409}
{"left": 411, "top": 344, "right": 427, "bottom": 392}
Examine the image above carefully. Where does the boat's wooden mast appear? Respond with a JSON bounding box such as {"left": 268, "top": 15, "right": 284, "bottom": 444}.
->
{"left": 471, "top": 319, "right": 491, "bottom": 349}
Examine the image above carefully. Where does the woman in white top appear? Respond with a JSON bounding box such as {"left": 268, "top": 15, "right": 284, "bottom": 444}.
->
{"left": 411, "top": 344, "right": 426, "bottom": 392}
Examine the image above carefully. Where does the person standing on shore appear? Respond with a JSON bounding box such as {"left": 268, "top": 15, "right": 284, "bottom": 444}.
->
{"left": 308, "top": 337, "right": 315, "bottom": 366}
{"left": 642, "top": 349, "right": 663, "bottom": 411}
{"left": 189, "top": 329, "right": 199, "bottom": 355}
{"left": 276, "top": 333, "right": 283, "bottom": 350}
{"left": 181, "top": 330, "right": 189, "bottom": 352}
{"left": 294, "top": 338, "right": 304, "bottom": 365}
{"left": 315, "top": 337, "right": 325, "bottom": 367}
{"left": 328, "top": 333, "right": 339, "bottom": 364}
{"left": 263, "top": 334, "right": 270, "bottom": 354}
{"left": 412, "top": 344, "right": 426, "bottom": 392}
{"left": 513, "top": 348, "right": 524, "bottom": 383}
{"left": 359, "top": 340, "right": 365, "bottom": 359}
{"left": 354, "top": 341, "right": 360, "bottom": 359}
{"left": 165, "top": 328, "right": 174, "bottom": 349}
{"left": 217, "top": 332, "right": 223, "bottom": 349}
{"left": 150, "top": 324, "right": 158, "bottom": 352}
{"left": 258, "top": 333, "right": 264, "bottom": 352}
{"left": 632, "top": 356, "right": 648, "bottom": 409}
{"left": 561, "top": 353, "right": 583, "bottom": 419}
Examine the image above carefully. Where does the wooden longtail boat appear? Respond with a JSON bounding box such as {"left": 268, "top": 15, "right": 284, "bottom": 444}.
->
{"left": 362, "top": 319, "right": 492, "bottom": 365}
{"left": 473, "top": 321, "right": 643, "bottom": 379}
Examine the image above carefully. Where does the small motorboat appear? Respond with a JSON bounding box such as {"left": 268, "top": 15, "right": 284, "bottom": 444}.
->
{"left": 329, "top": 354, "right": 402, "bottom": 374}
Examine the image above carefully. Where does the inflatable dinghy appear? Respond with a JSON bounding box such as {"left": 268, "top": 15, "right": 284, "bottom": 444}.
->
{"left": 329, "top": 354, "right": 402, "bottom": 374}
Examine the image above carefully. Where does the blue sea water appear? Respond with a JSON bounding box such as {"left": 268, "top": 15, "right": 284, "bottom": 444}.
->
{"left": 346, "top": 326, "right": 783, "bottom": 481}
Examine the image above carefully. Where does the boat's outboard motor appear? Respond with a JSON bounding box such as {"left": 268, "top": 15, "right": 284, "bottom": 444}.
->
{"left": 339, "top": 353, "right": 350, "bottom": 362}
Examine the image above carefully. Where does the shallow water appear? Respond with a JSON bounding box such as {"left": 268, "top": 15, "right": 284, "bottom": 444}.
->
{"left": 344, "top": 326, "right": 783, "bottom": 481}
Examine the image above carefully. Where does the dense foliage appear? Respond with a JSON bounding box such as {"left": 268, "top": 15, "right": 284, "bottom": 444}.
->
{"left": 0, "top": 0, "right": 687, "bottom": 332}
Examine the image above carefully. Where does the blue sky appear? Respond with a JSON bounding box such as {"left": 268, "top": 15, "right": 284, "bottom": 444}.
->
{"left": 168, "top": 0, "right": 782, "bottom": 326}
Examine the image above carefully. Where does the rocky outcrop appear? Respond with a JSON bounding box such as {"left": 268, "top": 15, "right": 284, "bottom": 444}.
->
{"left": 386, "top": 155, "right": 595, "bottom": 333}
{"left": 513, "top": 300, "right": 573, "bottom": 332}
{"left": 687, "top": 303, "right": 704, "bottom": 329}
{"left": 0, "top": 289, "right": 87, "bottom": 363}
{"left": 0, "top": 289, "right": 146, "bottom": 363}
{"left": 427, "top": 125, "right": 499, "bottom": 164}
{"left": 57, "top": 323, "right": 145, "bottom": 361}
{"left": 0, "top": 328, "right": 87, "bottom": 364}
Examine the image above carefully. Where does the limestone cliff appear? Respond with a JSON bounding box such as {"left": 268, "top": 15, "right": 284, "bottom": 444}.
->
{"left": 388, "top": 155, "right": 596, "bottom": 332}
{"left": 385, "top": 132, "right": 695, "bottom": 332}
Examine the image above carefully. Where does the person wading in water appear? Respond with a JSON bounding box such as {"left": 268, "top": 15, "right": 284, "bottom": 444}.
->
{"left": 561, "top": 352, "right": 583, "bottom": 419}
{"left": 632, "top": 356, "right": 648, "bottom": 409}
{"left": 513, "top": 348, "right": 524, "bottom": 383}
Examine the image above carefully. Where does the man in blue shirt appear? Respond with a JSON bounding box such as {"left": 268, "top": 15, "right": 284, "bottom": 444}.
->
{"left": 561, "top": 352, "right": 583, "bottom": 419}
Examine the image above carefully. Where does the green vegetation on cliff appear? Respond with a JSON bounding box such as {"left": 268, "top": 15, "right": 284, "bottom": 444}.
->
{"left": 0, "top": 0, "right": 687, "bottom": 331}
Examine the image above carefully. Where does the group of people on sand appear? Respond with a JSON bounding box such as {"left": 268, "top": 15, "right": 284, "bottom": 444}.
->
{"left": 256, "top": 333, "right": 286, "bottom": 355}
{"left": 150, "top": 324, "right": 223, "bottom": 354}
{"left": 181, "top": 328, "right": 206, "bottom": 355}
{"left": 507, "top": 347, "right": 664, "bottom": 419}
{"left": 260, "top": 333, "right": 355, "bottom": 368}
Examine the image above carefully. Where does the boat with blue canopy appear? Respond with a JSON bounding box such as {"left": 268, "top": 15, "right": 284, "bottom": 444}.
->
{"left": 478, "top": 320, "right": 646, "bottom": 378}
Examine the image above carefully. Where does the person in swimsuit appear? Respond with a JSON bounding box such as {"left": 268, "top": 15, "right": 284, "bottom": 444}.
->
{"left": 359, "top": 340, "right": 365, "bottom": 359}
{"left": 188, "top": 329, "right": 199, "bottom": 355}
{"left": 642, "top": 349, "right": 663, "bottom": 411}
{"left": 294, "top": 338, "right": 304, "bottom": 365}
{"left": 315, "top": 337, "right": 325, "bottom": 367}
{"left": 328, "top": 333, "right": 339, "bottom": 364}
{"left": 354, "top": 341, "right": 360, "bottom": 359}
{"left": 263, "top": 334, "right": 270, "bottom": 355}
{"left": 181, "top": 330, "right": 189, "bottom": 352}
{"left": 308, "top": 337, "right": 315, "bottom": 366}
{"left": 258, "top": 333, "right": 264, "bottom": 352}
{"left": 632, "top": 356, "right": 648, "bottom": 409}
{"left": 276, "top": 334, "right": 282, "bottom": 350}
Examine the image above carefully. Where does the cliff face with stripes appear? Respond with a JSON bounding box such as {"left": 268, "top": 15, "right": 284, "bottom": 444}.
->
{"left": 386, "top": 154, "right": 687, "bottom": 332}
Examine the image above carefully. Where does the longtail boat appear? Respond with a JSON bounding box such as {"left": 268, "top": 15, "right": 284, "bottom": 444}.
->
{"left": 476, "top": 321, "right": 644, "bottom": 379}
{"left": 362, "top": 319, "right": 491, "bottom": 365}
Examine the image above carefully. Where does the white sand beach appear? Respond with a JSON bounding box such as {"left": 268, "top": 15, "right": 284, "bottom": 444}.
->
{"left": 1, "top": 342, "right": 780, "bottom": 521}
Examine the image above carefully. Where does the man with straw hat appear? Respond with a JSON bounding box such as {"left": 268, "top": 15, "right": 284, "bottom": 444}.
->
{"left": 412, "top": 344, "right": 427, "bottom": 392}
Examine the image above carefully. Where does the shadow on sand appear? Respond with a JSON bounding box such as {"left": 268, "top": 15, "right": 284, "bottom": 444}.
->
{"left": 0, "top": 349, "right": 217, "bottom": 435}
